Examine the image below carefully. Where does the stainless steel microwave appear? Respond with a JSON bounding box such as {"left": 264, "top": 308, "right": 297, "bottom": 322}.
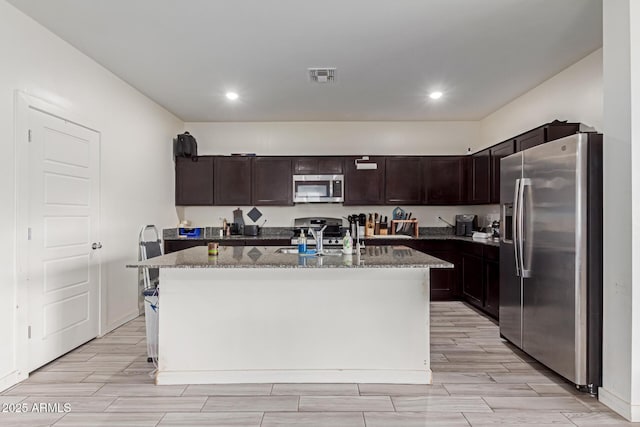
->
{"left": 292, "top": 174, "right": 344, "bottom": 203}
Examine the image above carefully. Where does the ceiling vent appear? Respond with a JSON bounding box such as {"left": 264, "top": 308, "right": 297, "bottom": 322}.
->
{"left": 308, "top": 68, "right": 336, "bottom": 83}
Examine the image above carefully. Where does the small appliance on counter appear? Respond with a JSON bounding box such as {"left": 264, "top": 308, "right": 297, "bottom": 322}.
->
{"left": 231, "top": 208, "right": 245, "bottom": 235}
{"left": 243, "top": 220, "right": 267, "bottom": 236}
{"left": 491, "top": 220, "right": 500, "bottom": 238}
{"left": 229, "top": 223, "right": 242, "bottom": 235}
{"left": 178, "top": 227, "right": 203, "bottom": 238}
{"left": 455, "top": 214, "right": 477, "bottom": 236}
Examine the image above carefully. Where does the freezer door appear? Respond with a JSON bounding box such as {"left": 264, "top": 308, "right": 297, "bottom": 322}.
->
{"left": 499, "top": 152, "right": 523, "bottom": 347}
{"left": 521, "top": 134, "right": 588, "bottom": 385}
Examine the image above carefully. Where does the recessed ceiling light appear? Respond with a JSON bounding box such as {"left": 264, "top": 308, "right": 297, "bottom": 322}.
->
{"left": 429, "top": 91, "right": 443, "bottom": 100}
{"left": 225, "top": 91, "right": 239, "bottom": 101}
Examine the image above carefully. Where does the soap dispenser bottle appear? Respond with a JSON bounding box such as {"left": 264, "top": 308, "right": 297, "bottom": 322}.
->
{"left": 342, "top": 230, "right": 353, "bottom": 255}
{"left": 297, "top": 230, "right": 307, "bottom": 254}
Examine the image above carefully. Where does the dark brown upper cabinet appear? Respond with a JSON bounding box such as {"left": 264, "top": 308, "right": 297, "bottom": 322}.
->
{"left": 385, "top": 157, "right": 423, "bottom": 205}
{"left": 174, "top": 121, "right": 584, "bottom": 207}
{"left": 490, "top": 140, "right": 515, "bottom": 203}
{"left": 515, "top": 127, "right": 544, "bottom": 152}
{"left": 252, "top": 157, "right": 293, "bottom": 206}
{"left": 294, "top": 157, "right": 343, "bottom": 174}
{"left": 423, "top": 156, "right": 465, "bottom": 205}
{"left": 544, "top": 122, "right": 581, "bottom": 143}
{"left": 214, "top": 156, "right": 252, "bottom": 205}
{"left": 344, "top": 156, "right": 386, "bottom": 205}
{"left": 175, "top": 156, "right": 214, "bottom": 206}
{"left": 469, "top": 148, "right": 491, "bottom": 204}
{"left": 516, "top": 122, "right": 581, "bottom": 153}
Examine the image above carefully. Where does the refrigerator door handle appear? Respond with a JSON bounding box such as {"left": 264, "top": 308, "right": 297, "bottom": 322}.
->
{"left": 518, "top": 178, "right": 531, "bottom": 278}
{"left": 513, "top": 178, "right": 521, "bottom": 277}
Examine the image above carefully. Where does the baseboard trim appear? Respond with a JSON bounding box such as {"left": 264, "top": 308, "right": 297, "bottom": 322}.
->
{"left": 598, "top": 387, "right": 640, "bottom": 421}
{"left": 0, "top": 370, "right": 26, "bottom": 393}
{"left": 104, "top": 310, "right": 140, "bottom": 336}
{"left": 156, "top": 369, "right": 432, "bottom": 386}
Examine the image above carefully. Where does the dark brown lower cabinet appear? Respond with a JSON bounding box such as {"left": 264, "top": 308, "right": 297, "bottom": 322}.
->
{"left": 459, "top": 242, "right": 500, "bottom": 320}
{"left": 412, "top": 241, "right": 461, "bottom": 301}
{"left": 245, "top": 239, "right": 290, "bottom": 246}
{"left": 484, "top": 260, "right": 499, "bottom": 319}
{"left": 164, "top": 239, "right": 206, "bottom": 253}
{"left": 428, "top": 251, "right": 460, "bottom": 301}
{"left": 462, "top": 253, "right": 484, "bottom": 307}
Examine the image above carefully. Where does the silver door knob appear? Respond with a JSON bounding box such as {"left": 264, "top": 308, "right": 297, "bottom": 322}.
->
{"left": 91, "top": 242, "right": 102, "bottom": 250}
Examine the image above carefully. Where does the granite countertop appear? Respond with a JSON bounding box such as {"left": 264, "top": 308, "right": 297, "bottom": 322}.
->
{"left": 127, "top": 245, "right": 453, "bottom": 269}
{"left": 163, "top": 227, "right": 499, "bottom": 247}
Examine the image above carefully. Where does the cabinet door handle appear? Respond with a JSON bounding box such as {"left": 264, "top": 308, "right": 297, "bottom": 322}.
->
{"left": 91, "top": 242, "right": 102, "bottom": 250}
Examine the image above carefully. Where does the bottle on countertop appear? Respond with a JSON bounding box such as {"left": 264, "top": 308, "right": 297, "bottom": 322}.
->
{"left": 297, "top": 230, "right": 307, "bottom": 254}
{"left": 342, "top": 230, "right": 353, "bottom": 255}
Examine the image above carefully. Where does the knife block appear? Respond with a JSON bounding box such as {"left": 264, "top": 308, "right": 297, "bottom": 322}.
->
{"left": 390, "top": 219, "right": 419, "bottom": 237}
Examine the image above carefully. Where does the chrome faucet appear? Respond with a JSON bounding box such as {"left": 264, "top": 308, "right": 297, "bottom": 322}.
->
{"left": 308, "top": 225, "right": 327, "bottom": 254}
{"left": 355, "top": 219, "right": 364, "bottom": 253}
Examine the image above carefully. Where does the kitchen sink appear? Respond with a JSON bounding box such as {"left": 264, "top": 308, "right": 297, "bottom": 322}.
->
{"left": 275, "top": 247, "right": 300, "bottom": 254}
{"left": 275, "top": 247, "right": 344, "bottom": 256}
{"left": 318, "top": 248, "right": 344, "bottom": 256}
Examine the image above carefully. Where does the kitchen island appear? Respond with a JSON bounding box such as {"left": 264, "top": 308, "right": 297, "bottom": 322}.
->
{"left": 128, "top": 245, "right": 452, "bottom": 385}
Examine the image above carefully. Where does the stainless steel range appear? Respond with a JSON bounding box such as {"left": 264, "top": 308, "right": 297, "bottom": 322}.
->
{"left": 291, "top": 217, "right": 344, "bottom": 247}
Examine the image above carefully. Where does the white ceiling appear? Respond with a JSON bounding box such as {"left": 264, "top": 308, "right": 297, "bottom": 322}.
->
{"left": 8, "top": 0, "right": 602, "bottom": 122}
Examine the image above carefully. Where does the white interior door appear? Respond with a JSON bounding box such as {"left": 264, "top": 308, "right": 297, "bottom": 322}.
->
{"left": 27, "top": 108, "right": 100, "bottom": 372}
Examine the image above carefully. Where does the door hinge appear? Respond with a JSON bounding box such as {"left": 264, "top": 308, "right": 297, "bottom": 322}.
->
{"left": 27, "top": 227, "right": 32, "bottom": 241}
{"left": 28, "top": 326, "right": 31, "bottom": 339}
{"left": 28, "top": 129, "right": 32, "bottom": 142}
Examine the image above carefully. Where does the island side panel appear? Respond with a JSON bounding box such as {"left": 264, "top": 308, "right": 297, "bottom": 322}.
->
{"left": 156, "top": 267, "right": 431, "bottom": 384}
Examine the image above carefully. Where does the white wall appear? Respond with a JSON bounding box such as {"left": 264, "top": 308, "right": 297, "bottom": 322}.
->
{"left": 180, "top": 121, "right": 499, "bottom": 228}
{"left": 599, "top": 0, "right": 640, "bottom": 421}
{"left": 185, "top": 121, "right": 479, "bottom": 156}
{"left": 179, "top": 205, "right": 499, "bottom": 230}
{"left": 0, "top": 0, "right": 182, "bottom": 390}
{"left": 479, "top": 49, "right": 603, "bottom": 150}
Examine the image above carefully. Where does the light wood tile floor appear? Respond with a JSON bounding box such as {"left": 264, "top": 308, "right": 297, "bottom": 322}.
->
{"left": 1, "top": 301, "right": 636, "bottom": 426}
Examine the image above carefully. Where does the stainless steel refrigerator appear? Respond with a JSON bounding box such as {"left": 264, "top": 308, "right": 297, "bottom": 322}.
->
{"left": 500, "top": 133, "right": 602, "bottom": 393}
